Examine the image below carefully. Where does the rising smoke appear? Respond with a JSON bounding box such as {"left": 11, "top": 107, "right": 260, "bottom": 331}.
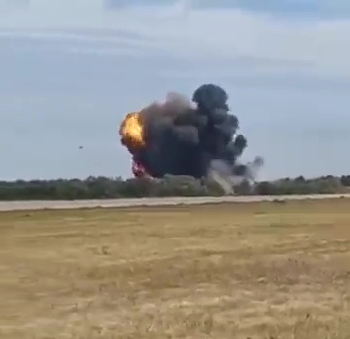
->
{"left": 119, "top": 84, "right": 263, "bottom": 190}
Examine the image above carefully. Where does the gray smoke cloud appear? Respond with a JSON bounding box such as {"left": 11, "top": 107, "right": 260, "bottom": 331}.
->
{"left": 120, "top": 83, "right": 264, "bottom": 191}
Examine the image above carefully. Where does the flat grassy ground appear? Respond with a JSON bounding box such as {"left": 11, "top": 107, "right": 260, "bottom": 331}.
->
{"left": 1, "top": 199, "right": 350, "bottom": 339}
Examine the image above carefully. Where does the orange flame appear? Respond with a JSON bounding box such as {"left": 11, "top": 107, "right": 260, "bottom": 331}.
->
{"left": 119, "top": 112, "right": 145, "bottom": 148}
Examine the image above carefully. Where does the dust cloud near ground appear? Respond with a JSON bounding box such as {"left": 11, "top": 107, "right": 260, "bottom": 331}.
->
{"left": 1, "top": 199, "right": 350, "bottom": 338}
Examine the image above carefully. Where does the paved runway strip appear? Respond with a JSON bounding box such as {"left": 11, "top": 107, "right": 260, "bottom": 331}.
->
{"left": 0, "top": 194, "right": 349, "bottom": 211}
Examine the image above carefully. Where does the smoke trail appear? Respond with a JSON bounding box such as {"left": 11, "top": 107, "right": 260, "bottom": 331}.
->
{"left": 119, "top": 83, "right": 263, "bottom": 190}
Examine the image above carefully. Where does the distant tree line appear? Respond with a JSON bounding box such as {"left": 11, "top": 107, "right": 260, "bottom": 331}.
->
{"left": 0, "top": 174, "right": 349, "bottom": 200}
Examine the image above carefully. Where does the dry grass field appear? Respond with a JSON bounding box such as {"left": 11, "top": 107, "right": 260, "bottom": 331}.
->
{"left": 1, "top": 199, "right": 350, "bottom": 339}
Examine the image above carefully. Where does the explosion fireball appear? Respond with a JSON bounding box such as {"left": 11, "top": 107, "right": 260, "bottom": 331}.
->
{"left": 119, "top": 83, "right": 263, "bottom": 188}
{"left": 119, "top": 112, "right": 145, "bottom": 149}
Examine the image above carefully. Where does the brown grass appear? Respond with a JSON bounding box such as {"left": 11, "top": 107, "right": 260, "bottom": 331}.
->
{"left": 1, "top": 199, "right": 350, "bottom": 338}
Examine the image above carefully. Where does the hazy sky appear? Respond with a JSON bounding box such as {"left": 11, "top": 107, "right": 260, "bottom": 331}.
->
{"left": 1, "top": 0, "right": 350, "bottom": 180}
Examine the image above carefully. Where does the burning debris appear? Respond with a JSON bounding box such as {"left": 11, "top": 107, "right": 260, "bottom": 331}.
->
{"left": 118, "top": 84, "right": 263, "bottom": 191}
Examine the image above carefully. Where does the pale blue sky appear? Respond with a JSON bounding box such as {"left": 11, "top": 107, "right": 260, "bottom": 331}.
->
{"left": 1, "top": 0, "right": 350, "bottom": 180}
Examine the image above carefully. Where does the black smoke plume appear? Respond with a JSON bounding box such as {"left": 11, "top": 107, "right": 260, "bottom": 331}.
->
{"left": 120, "top": 83, "right": 263, "bottom": 188}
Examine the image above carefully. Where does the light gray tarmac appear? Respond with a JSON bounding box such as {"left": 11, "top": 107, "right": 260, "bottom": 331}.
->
{"left": 0, "top": 194, "right": 350, "bottom": 211}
